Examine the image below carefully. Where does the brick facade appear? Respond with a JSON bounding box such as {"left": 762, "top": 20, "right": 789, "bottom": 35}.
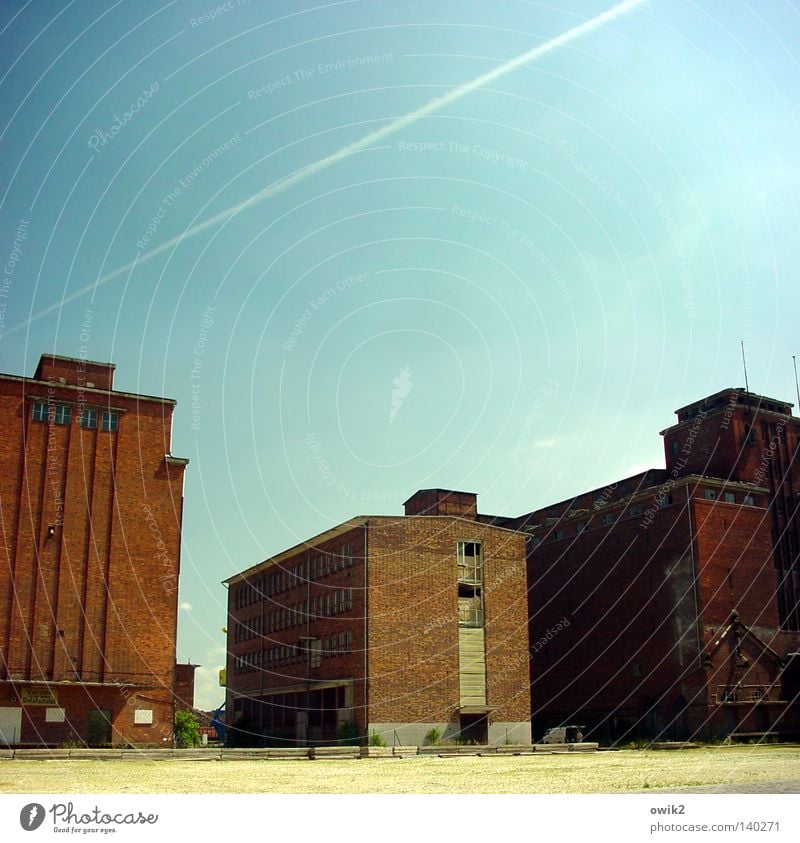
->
{"left": 0, "top": 354, "right": 188, "bottom": 747}
{"left": 174, "top": 663, "right": 198, "bottom": 711}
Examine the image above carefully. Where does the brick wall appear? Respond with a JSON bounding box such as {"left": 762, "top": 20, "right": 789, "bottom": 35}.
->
{"left": 226, "top": 525, "right": 367, "bottom": 736}
{"left": 527, "top": 485, "right": 702, "bottom": 739}
{"left": 366, "top": 517, "right": 529, "bottom": 729}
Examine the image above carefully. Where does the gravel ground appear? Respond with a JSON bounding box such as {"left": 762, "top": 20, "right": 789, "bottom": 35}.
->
{"left": 1, "top": 746, "right": 800, "bottom": 793}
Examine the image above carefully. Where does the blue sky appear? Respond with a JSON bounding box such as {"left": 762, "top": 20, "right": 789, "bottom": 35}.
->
{"left": 1, "top": 0, "right": 799, "bottom": 710}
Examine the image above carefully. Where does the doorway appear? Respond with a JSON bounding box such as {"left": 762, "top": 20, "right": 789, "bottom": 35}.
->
{"left": 87, "top": 709, "right": 112, "bottom": 746}
{"left": 459, "top": 713, "right": 488, "bottom": 744}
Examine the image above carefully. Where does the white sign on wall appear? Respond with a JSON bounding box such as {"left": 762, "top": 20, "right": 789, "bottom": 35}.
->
{"left": 45, "top": 707, "right": 66, "bottom": 723}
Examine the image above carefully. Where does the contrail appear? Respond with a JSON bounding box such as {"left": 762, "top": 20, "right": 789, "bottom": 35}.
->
{"left": 9, "top": 0, "right": 646, "bottom": 335}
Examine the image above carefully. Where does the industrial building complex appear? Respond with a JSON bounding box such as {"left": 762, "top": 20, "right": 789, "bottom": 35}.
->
{"left": 226, "top": 387, "right": 800, "bottom": 745}
{"left": 2, "top": 356, "right": 798, "bottom": 748}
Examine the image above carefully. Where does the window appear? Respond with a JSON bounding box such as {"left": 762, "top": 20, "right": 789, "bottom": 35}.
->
{"left": 671, "top": 440, "right": 681, "bottom": 455}
{"left": 575, "top": 521, "right": 587, "bottom": 533}
{"left": 632, "top": 662, "right": 641, "bottom": 676}
{"left": 54, "top": 405, "right": 71, "bottom": 425}
{"left": 658, "top": 494, "right": 673, "bottom": 509}
{"left": 80, "top": 408, "right": 98, "bottom": 429}
{"left": 457, "top": 541, "right": 484, "bottom": 628}
{"left": 32, "top": 401, "right": 48, "bottom": 422}
{"left": 555, "top": 529, "right": 566, "bottom": 540}
{"left": 724, "top": 492, "right": 735, "bottom": 504}
{"left": 101, "top": 411, "right": 118, "bottom": 432}
{"left": 743, "top": 494, "right": 754, "bottom": 506}
{"left": 629, "top": 505, "right": 642, "bottom": 517}
{"left": 457, "top": 541, "right": 482, "bottom": 583}
{"left": 601, "top": 513, "right": 614, "bottom": 526}
{"left": 704, "top": 489, "right": 716, "bottom": 500}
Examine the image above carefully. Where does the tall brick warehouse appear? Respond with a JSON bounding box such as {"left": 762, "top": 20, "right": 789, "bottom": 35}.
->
{"left": 0, "top": 354, "right": 189, "bottom": 747}
{"left": 496, "top": 387, "right": 800, "bottom": 742}
{"left": 225, "top": 490, "right": 531, "bottom": 746}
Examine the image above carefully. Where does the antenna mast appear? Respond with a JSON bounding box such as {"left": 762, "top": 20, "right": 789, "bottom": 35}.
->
{"left": 741, "top": 341, "right": 750, "bottom": 393}
{"left": 793, "top": 355, "right": 800, "bottom": 411}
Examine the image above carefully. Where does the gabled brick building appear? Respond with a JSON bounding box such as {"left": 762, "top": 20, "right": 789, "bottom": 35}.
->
{"left": 0, "top": 354, "right": 188, "bottom": 747}
{"left": 224, "top": 490, "right": 531, "bottom": 747}
{"left": 499, "top": 388, "right": 800, "bottom": 742}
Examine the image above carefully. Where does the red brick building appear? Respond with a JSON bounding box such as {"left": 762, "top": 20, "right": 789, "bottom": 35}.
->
{"left": 0, "top": 354, "right": 188, "bottom": 747}
{"left": 499, "top": 388, "right": 800, "bottom": 742}
{"left": 224, "top": 490, "right": 531, "bottom": 746}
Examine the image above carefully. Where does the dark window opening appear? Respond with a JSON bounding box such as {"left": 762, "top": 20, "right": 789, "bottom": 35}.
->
{"left": 80, "top": 408, "right": 97, "bottom": 429}
{"left": 101, "top": 411, "right": 118, "bottom": 432}
{"left": 54, "top": 405, "right": 71, "bottom": 425}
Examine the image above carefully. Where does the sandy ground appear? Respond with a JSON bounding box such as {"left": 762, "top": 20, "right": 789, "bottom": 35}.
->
{"left": 1, "top": 746, "right": 800, "bottom": 793}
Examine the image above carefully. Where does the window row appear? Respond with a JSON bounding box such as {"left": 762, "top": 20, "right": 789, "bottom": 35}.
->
{"left": 703, "top": 488, "right": 754, "bottom": 506}
{"left": 233, "top": 631, "right": 354, "bottom": 674}
{"left": 549, "top": 490, "right": 756, "bottom": 540}
{"left": 31, "top": 401, "right": 119, "bottom": 431}
{"left": 267, "top": 590, "right": 354, "bottom": 631}
{"left": 234, "top": 589, "right": 354, "bottom": 639}
{"left": 234, "top": 544, "right": 355, "bottom": 608}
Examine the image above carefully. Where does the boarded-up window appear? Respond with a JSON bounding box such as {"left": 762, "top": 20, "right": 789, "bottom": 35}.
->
{"left": 459, "top": 628, "right": 487, "bottom": 706}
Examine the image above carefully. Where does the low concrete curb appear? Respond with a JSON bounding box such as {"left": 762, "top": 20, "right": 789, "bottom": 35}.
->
{"left": 1, "top": 742, "right": 598, "bottom": 761}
